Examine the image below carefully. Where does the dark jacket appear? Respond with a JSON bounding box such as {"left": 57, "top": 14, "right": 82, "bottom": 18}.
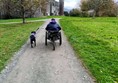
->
{"left": 46, "top": 22, "right": 61, "bottom": 31}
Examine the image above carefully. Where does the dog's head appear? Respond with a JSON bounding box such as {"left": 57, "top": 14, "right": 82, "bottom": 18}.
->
{"left": 31, "top": 31, "right": 36, "bottom": 34}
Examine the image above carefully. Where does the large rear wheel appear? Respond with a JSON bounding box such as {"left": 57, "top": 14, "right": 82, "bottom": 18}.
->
{"left": 59, "top": 32, "right": 62, "bottom": 45}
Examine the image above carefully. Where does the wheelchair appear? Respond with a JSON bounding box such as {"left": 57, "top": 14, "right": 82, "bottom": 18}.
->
{"left": 45, "top": 30, "right": 62, "bottom": 50}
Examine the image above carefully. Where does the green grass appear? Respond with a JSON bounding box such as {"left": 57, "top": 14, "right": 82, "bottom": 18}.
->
{"left": 0, "top": 21, "right": 43, "bottom": 71}
{"left": 0, "top": 17, "right": 48, "bottom": 23}
{"left": 0, "top": 16, "right": 62, "bottom": 23}
{"left": 0, "top": 19, "right": 22, "bottom": 23}
{"left": 60, "top": 17, "right": 118, "bottom": 83}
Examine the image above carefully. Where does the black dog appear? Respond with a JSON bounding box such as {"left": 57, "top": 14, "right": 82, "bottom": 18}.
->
{"left": 30, "top": 31, "right": 36, "bottom": 48}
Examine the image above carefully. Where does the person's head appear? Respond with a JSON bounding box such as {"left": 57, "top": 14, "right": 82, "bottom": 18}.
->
{"left": 51, "top": 18, "right": 56, "bottom": 23}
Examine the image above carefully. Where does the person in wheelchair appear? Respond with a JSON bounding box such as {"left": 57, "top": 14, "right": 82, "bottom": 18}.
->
{"left": 46, "top": 18, "right": 61, "bottom": 39}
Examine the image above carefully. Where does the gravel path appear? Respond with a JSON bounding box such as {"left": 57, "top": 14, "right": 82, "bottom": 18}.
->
{"left": 0, "top": 19, "right": 95, "bottom": 83}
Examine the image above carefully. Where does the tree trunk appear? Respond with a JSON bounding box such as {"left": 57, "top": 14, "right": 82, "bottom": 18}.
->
{"left": 21, "top": 0, "right": 25, "bottom": 23}
{"left": 22, "top": 12, "right": 25, "bottom": 23}
{"left": 21, "top": 7, "right": 25, "bottom": 23}
{"left": 59, "top": 0, "right": 64, "bottom": 15}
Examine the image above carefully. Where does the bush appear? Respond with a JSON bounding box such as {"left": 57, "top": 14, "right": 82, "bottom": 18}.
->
{"left": 69, "top": 9, "right": 81, "bottom": 17}
{"left": 64, "top": 11, "right": 69, "bottom": 16}
{"left": 80, "top": 11, "right": 88, "bottom": 17}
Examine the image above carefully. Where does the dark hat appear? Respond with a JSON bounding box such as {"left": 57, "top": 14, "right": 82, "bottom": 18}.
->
{"left": 51, "top": 18, "right": 56, "bottom": 23}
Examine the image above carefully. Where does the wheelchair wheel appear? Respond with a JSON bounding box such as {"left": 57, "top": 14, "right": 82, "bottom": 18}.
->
{"left": 45, "top": 32, "right": 48, "bottom": 45}
{"left": 51, "top": 37, "right": 55, "bottom": 50}
{"left": 52, "top": 41, "right": 55, "bottom": 50}
{"left": 59, "top": 32, "right": 62, "bottom": 45}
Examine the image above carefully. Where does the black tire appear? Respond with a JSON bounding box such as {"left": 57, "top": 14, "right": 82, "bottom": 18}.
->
{"left": 52, "top": 41, "right": 55, "bottom": 50}
{"left": 51, "top": 37, "right": 55, "bottom": 50}
{"left": 59, "top": 32, "right": 62, "bottom": 45}
{"left": 45, "top": 32, "right": 48, "bottom": 45}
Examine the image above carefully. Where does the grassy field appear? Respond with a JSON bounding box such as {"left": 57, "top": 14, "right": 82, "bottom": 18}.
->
{"left": 0, "top": 21, "right": 43, "bottom": 71}
{"left": 60, "top": 17, "right": 118, "bottom": 83}
{"left": 0, "top": 17, "right": 47, "bottom": 23}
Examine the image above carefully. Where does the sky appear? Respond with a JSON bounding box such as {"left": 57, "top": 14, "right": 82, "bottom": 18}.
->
{"left": 55, "top": 0, "right": 80, "bottom": 10}
{"left": 56, "top": 0, "right": 118, "bottom": 10}
{"left": 63, "top": 0, "right": 80, "bottom": 10}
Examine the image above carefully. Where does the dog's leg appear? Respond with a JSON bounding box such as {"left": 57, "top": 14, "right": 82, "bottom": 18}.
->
{"left": 31, "top": 40, "right": 33, "bottom": 48}
{"left": 34, "top": 40, "right": 36, "bottom": 47}
{"left": 34, "top": 39, "right": 36, "bottom": 47}
{"left": 31, "top": 44, "right": 33, "bottom": 48}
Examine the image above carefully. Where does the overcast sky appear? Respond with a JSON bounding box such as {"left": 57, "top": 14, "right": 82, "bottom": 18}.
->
{"left": 56, "top": 0, "right": 118, "bottom": 10}
{"left": 56, "top": 0, "right": 80, "bottom": 10}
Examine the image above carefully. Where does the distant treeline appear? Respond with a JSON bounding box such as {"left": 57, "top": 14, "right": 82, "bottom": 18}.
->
{"left": 64, "top": 0, "right": 118, "bottom": 17}
{"left": 0, "top": 0, "right": 48, "bottom": 19}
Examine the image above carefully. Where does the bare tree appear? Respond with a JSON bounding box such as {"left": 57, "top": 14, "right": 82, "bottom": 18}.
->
{"left": 39, "top": 0, "right": 49, "bottom": 16}
{"left": 0, "top": 0, "right": 12, "bottom": 19}
{"left": 17, "top": 0, "right": 48, "bottom": 23}
{"left": 80, "top": 0, "right": 117, "bottom": 16}
{"left": 0, "top": 0, "right": 50, "bottom": 21}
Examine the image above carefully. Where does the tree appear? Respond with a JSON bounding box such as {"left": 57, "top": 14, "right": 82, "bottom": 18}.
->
{"left": 0, "top": 0, "right": 3, "bottom": 19}
{"left": 0, "top": 0, "right": 20, "bottom": 19}
{"left": 115, "top": 2, "right": 118, "bottom": 16}
{"left": 98, "top": 0, "right": 117, "bottom": 16}
{"left": 39, "top": 0, "right": 48, "bottom": 16}
{"left": 64, "top": 11, "right": 69, "bottom": 16}
{"left": 0, "top": 0, "right": 13, "bottom": 19}
{"left": 80, "top": 0, "right": 117, "bottom": 16}
{"left": 80, "top": 0, "right": 88, "bottom": 11}
{"left": 0, "top": 0, "right": 48, "bottom": 20}
{"left": 59, "top": 0, "right": 64, "bottom": 15}
{"left": 70, "top": 8, "right": 81, "bottom": 16}
{"left": 17, "top": 0, "right": 47, "bottom": 23}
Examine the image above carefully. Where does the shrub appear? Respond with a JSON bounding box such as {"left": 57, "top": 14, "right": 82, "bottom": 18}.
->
{"left": 69, "top": 9, "right": 81, "bottom": 17}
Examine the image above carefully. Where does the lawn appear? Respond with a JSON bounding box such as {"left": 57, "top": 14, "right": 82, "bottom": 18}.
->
{"left": 0, "top": 17, "right": 47, "bottom": 23}
{"left": 60, "top": 17, "right": 118, "bottom": 83}
{"left": 0, "top": 21, "right": 43, "bottom": 71}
